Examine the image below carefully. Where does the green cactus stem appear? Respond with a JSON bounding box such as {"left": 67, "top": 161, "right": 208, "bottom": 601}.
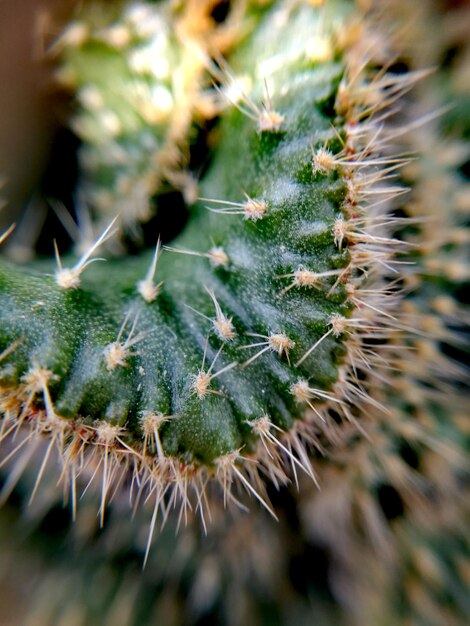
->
{"left": 0, "top": 0, "right": 434, "bottom": 542}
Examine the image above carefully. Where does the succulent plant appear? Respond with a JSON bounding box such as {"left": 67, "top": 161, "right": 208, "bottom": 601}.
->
{"left": 1, "top": 0, "right": 378, "bottom": 525}
{"left": 0, "top": 0, "right": 468, "bottom": 624}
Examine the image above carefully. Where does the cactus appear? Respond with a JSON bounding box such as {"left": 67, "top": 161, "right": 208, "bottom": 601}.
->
{"left": 1, "top": 0, "right": 377, "bottom": 523}
{"left": 0, "top": 0, "right": 468, "bottom": 625}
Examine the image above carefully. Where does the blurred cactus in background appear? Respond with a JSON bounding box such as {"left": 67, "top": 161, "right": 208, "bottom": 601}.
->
{"left": 0, "top": 1, "right": 468, "bottom": 625}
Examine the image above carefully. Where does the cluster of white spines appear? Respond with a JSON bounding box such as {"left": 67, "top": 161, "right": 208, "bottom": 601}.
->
{"left": 54, "top": 217, "right": 119, "bottom": 289}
